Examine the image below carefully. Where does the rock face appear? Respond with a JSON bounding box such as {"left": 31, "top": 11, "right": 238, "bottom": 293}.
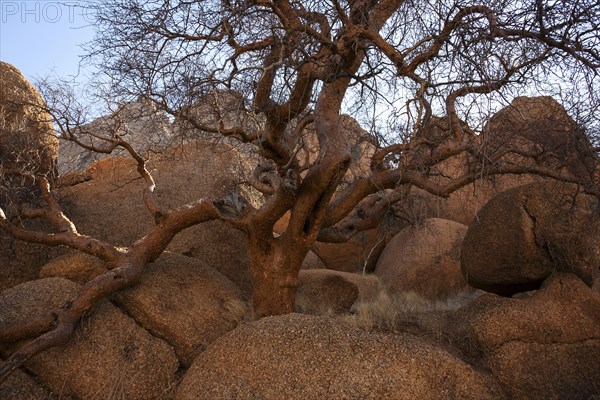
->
{"left": 39, "top": 250, "right": 108, "bottom": 284}
{"left": 291, "top": 114, "right": 376, "bottom": 185}
{"left": 300, "top": 249, "right": 327, "bottom": 269}
{"left": 176, "top": 314, "right": 505, "bottom": 400}
{"left": 57, "top": 141, "right": 260, "bottom": 296}
{"left": 39, "top": 251, "right": 246, "bottom": 367}
{"left": 0, "top": 233, "right": 64, "bottom": 293}
{"left": 461, "top": 182, "right": 600, "bottom": 295}
{"left": 445, "top": 273, "right": 600, "bottom": 400}
{"left": 0, "top": 278, "right": 178, "bottom": 400}
{"left": 375, "top": 218, "right": 470, "bottom": 300}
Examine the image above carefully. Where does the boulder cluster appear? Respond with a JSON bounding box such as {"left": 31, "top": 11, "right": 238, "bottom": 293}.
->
{"left": 1, "top": 62, "right": 599, "bottom": 400}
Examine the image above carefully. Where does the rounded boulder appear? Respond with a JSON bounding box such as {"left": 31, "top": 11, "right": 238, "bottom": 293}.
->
{"left": 375, "top": 218, "right": 470, "bottom": 300}
{"left": 176, "top": 314, "right": 505, "bottom": 400}
{"left": 461, "top": 182, "right": 600, "bottom": 295}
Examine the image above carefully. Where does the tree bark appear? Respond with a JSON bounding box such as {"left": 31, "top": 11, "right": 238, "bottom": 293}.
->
{"left": 247, "top": 232, "right": 309, "bottom": 318}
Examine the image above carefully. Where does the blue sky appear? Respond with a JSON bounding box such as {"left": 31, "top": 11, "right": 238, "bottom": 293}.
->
{"left": 0, "top": 1, "right": 96, "bottom": 82}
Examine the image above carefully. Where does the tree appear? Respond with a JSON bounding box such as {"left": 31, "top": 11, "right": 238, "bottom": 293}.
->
{"left": 1, "top": 0, "right": 600, "bottom": 382}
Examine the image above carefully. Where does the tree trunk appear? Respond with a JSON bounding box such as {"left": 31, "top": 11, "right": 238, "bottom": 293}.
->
{"left": 247, "top": 232, "right": 309, "bottom": 318}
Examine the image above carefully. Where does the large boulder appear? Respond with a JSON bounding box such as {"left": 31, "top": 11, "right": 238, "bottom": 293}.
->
{"left": 0, "top": 234, "right": 65, "bottom": 293}
{"left": 40, "top": 251, "right": 246, "bottom": 367}
{"left": 291, "top": 114, "right": 377, "bottom": 185}
{"left": 300, "top": 249, "right": 327, "bottom": 269}
{"left": 0, "top": 62, "right": 58, "bottom": 202}
{"left": 396, "top": 97, "right": 597, "bottom": 226}
{"left": 0, "top": 278, "right": 178, "bottom": 400}
{"left": 276, "top": 210, "right": 400, "bottom": 274}
{"left": 295, "top": 269, "right": 380, "bottom": 315}
{"left": 0, "top": 62, "right": 62, "bottom": 292}
{"left": 114, "top": 252, "right": 245, "bottom": 367}
{"left": 311, "top": 227, "right": 385, "bottom": 273}
{"left": 444, "top": 273, "right": 600, "bottom": 399}
{"left": 375, "top": 218, "right": 470, "bottom": 300}
{"left": 57, "top": 141, "right": 260, "bottom": 296}
{"left": 480, "top": 96, "right": 597, "bottom": 181}
{"left": 39, "top": 250, "right": 108, "bottom": 283}
{"left": 461, "top": 182, "right": 600, "bottom": 295}
{"left": 176, "top": 314, "right": 505, "bottom": 400}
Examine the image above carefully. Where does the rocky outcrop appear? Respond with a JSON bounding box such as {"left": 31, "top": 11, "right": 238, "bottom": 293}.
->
{"left": 0, "top": 278, "right": 178, "bottom": 400}
{"left": 0, "top": 233, "right": 64, "bottom": 293}
{"left": 311, "top": 225, "right": 402, "bottom": 273}
{"left": 176, "top": 314, "right": 505, "bottom": 400}
{"left": 39, "top": 250, "right": 108, "bottom": 283}
{"left": 300, "top": 249, "right": 327, "bottom": 269}
{"left": 279, "top": 212, "right": 400, "bottom": 274}
{"left": 57, "top": 141, "right": 261, "bottom": 296}
{"left": 461, "top": 182, "right": 600, "bottom": 295}
{"left": 375, "top": 218, "right": 470, "bottom": 300}
{"left": 444, "top": 273, "right": 600, "bottom": 399}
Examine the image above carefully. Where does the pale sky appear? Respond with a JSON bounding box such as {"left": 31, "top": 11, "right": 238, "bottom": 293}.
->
{"left": 0, "top": 1, "right": 96, "bottom": 82}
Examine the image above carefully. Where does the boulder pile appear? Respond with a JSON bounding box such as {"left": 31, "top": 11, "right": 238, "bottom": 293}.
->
{"left": 0, "top": 62, "right": 599, "bottom": 399}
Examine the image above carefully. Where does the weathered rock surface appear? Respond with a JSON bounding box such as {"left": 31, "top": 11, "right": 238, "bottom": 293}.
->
{"left": 300, "top": 249, "right": 327, "bottom": 269}
{"left": 176, "top": 314, "right": 505, "bottom": 400}
{"left": 114, "top": 252, "right": 245, "bottom": 367}
{"left": 404, "top": 174, "right": 543, "bottom": 226}
{"left": 40, "top": 251, "right": 246, "bottom": 367}
{"left": 375, "top": 218, "right": 470, "bottom": 299}
{"left": 57, "top": 141, "right": 260, "bottom": 296}
{"left": 295, "top": 272, "right": 358, "bottom": 315}
{"left": 39, "top": 250, "right": 109, "bottom": 283}
{"left": 312, "top": 227, "right": 389, "bottom": 273}
{"left": 0, "top": 364, "right": 58, "bottom": 400}
{"left": 0, "top": 278, "right": 178, "bottom": 400}
{"left": 396, "top": 97, "right": 597, "bottom": 226}
{"left": 445, "top": 273, "right": 600, "bottom": 400}
{"left": 461, "top": 182, "right": 600, "bottom": 295}
{"left": 0, "top": 62, "right": 58, "bottom": 193}
{"left": 0, "top": 232, "right": 65, "bottom": 293}
{"left": 0, "top": 62, "right": 63, "bottom": 292}
{"left": 481, "top": 96, "right": 597, "bottom": 181}
{"left": 295, "top": 270, "right": 380, "bottom": 315}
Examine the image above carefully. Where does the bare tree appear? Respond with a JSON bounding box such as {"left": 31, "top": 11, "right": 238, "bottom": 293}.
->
{"left": 1, "top": 0, "right": 600, "bottom": 382}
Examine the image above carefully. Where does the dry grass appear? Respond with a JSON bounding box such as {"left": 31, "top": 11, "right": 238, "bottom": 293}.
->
{"left": 224, "top": 298, "right": 250, "bottom": 324}
{"left": 342, "top": 284, "right": 482, "bottom": 333}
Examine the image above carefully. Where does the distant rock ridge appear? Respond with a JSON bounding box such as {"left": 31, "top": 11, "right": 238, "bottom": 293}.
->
{"left": 58, "top": 97, "right": 173, "bottom": 174}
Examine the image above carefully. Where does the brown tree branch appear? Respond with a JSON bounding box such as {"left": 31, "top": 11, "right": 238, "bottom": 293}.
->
{"left": 0, "top": 195, "right": 224, "bottom": 383}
